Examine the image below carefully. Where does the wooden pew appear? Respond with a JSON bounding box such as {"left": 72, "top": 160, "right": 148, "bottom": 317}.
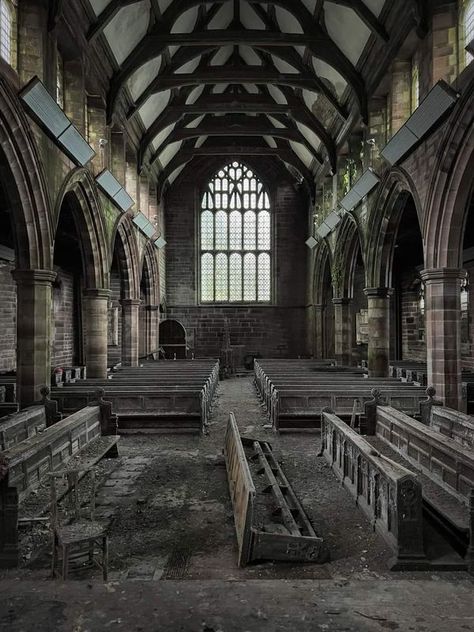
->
{"left": 271, "top": 385, "right": 429, "bottom": 432}
{"left": 224, "top": 412, "right": 328, "bottom": 566}
{"left": 430, "top": 406, "right": 474, "bottom": 449}
{"left": 0, "top": 399, "right": 118, "bottom": 568}
{"left": 320, "top": 408, "right": 426, "bottom": 569}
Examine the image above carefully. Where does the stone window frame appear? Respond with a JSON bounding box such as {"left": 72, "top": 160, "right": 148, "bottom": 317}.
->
{"left": 198, "top": 161, "right": 273, "bottom": 305}
{"left": 0, "top": 0, "right": 12, "bottom": 65}
{"left": 461, "top": 0, "right": 474, "bottom": 68}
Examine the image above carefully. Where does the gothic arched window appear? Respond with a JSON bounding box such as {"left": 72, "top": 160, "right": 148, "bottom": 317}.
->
{"left": 0, "top": 0, "right": 12, "bottom": 64}
{"left": 200, "top": 162, "right": 272, "bottom": 303}
{"left": 464, "top": 0, "right": 474, "bottom": 65}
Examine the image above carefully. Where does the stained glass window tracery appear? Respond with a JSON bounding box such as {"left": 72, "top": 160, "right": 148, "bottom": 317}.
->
{"left": 200, "top": 162, "right": 272, "bottom": 303}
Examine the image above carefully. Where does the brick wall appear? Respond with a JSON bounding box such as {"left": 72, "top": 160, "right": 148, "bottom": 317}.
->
{"left": 0, "top": 260, "right": 16, "bottom": 372}
{"left": 164, "top": 160, "right": 308, "bottom": 360}
{"left": 51, "top": 267, "right": 76, "bottom": 367}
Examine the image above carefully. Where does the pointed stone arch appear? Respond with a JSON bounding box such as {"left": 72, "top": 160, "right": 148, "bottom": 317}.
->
{"left": 332, "top": 214, "right": 365, "bottom": 299}
{"left": 111, "top": 214, "right": 141, "bottom": 301}
{"left": 0, "top": 76, "right": 53, "bottom": 269}
{"left": 53, "top": 168, "right": 110, "bottom": 290}
{"left": 424, "top": 89, "right": 474, "bottom": 269}
{"left": 365, "top": 167, "right": 423, "bottom": 288}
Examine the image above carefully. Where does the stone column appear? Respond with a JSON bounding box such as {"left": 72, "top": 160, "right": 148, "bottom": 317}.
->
{"left": 333, "top": 298, "right": 353, "bottom": 366}
{"left": 420, "top": 268, "right": 465, "bottom": 409}
{"left": 83, "top": 288, "right": 110, "bottom": 378}
{"left": 121, "top": 298, "right": 140, "bottom": 366}
{"left": 313, "top": 304, "right": 325, "bottom": 359}
{"left": 364, "top": 288, "right": 393, "bottom": 377}
{"left": 12, "top": 269, "right": 56, "bottom": 407}
{"left": 145, "top": 305, "right": 160, "bottom": 358}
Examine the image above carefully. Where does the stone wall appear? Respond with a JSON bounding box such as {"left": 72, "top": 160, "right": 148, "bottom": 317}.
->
{"left": 0, "top": 259, "right": 16, "bottom": 372}
{"left": 51, "top": 267, "right": 76, "bottom": 368}
{"left": 164, "top": 160, "right": 308, "bottom": 360}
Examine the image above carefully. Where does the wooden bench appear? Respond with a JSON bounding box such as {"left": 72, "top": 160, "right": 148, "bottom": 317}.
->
{"left": 271, "top": 385, "right": 429, "bottom": 432}
{"left": 0, "top": 399, "right": 119, "bottom": 568}
{"left": 320, "top": 409, "right": 426, "bottom": 569}
{"left": 430, "top": 406, "right": 474, "bottom": 449}
{"left": 224, "top": 412, "right": 328, "bottom": 566}
{"left": 50, "top": 386, "right": 209, "bottom": 434}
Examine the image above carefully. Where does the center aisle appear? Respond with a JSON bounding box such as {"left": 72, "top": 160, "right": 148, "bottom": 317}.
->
{"left": 106, "top": 376, "right": 392, "bottom": 581}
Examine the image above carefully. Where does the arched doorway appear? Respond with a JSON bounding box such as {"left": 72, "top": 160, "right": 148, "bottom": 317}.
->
{"left": 159, "top": 319, "right": 187, "bottom": 359}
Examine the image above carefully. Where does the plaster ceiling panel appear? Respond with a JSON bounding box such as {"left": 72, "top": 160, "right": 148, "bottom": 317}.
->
{"left": 324, "top": 4, "right": 371, "bottom": 65}
{"left": 302, "top": 89, "right": 320, "bottom": 113}
{"left": 239, "top": 46, "right": 262, "bottom": 66}
{"left": 272, "top": 56, "right": 299, "bottom": 74}
{"left": 312, "top": 58, "right": 347, "bottom": 98}
{"left": 207, "top": 4, "right": 233, "bottom": 30}
{"left": 138, "top": 91, "right": 171, "bottom": 129}
{"left": 263, "top": 135, "right": 277, "bottom": 148}
{"left": 186, "top": 115, "right": 205, "bottom": 129}
{"left": 210, "top": 46, "right": 233, "bottom": 66}
{"left": 242, "top": 84, "right": 259, "bottom": 94}
{"left": 171, "top": 6, "right": 199, "bottom": 33}
{"left": 159, "top": 141, "right": 183, "bottom": 168}
{"left": 175, "top": 56, "right": 201, "bottom": 74}
{"left": 275, "top": 6, "right": 304, "bottom": 34}
{"left": 267, "top": 115, "right": 286, "bottom": 129}
{"left": 127, "top": 56, "right": 162, "bottom": 101}
{"left": 362, "top": 0, "right": 385, "bottom": 18}
{"left": 89, "top": 0, "right": 112, "bottom": 16}
{"left": 289, "top": 141, "right": 313, "bottom": 168}
{"left": 296, "top": 122, "right": 321, "bottom": 152}
{"left": 168, "top": 163, "right": 187, "bottom": 185}
{"left": 186, "top": 85, "right": 205, "bottom": 104}
{"left": 104, "top": 1, "right": 149, "bottom": 65}
{"left": 158, "top": 0, "right": 173, "bottom": 13}
{"left": 195, "top": 135, "right": 207, "bottom": 148}
{"left": 240, "top": 2, "right": 266, "bottom": 30}
{"left": 152, "top": 123, "right": 176, "bottom": 152}
{"left": 301, "top": 0, "right": 317, "bottom": 14}
{"left": 212, "top": 83, "right": 229, "bottom": 94}
{"left": 267, "top": 85, "right": 288, "bottom": 105}
{"left": 168, "top": 46, "right": 178, "bottom": 58}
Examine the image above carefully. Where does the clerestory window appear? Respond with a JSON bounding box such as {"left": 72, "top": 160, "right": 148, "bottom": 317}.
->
{"left": 0, "top": 0, "right": 12, "bottom": 64}
{"left": 200, "top": 162, "right": 272, "bottom": 303}
{"left": 465, "top": 0, "right": 474, "bottom": 64}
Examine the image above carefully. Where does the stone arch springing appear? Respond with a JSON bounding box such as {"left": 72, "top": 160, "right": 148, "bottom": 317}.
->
{"left": 0, "top": 76, "right": 53, "bottom": 270}
{"left": 54, "top": 168, "right": 110, "bottom": 290}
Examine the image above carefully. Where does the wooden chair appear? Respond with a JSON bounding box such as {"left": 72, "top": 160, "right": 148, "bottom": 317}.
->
{"left": 49, "top": 468, "right": 108, "bottom": 580}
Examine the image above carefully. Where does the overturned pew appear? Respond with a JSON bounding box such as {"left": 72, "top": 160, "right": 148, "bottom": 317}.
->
{"left": 224, "top": 412, "right": 328, "bottom": 566}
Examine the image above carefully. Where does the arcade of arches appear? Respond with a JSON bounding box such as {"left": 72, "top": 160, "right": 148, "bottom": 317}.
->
{"left": 0, "top": 0, "right": 474, "bottom": 628}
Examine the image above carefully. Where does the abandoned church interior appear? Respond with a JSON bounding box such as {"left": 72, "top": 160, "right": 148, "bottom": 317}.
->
{"left": 1, "top": 0, "right": 474, "bottom": 629}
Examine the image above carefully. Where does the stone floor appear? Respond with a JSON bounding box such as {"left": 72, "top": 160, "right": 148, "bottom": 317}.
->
{"left": 1, "top": 377, "right": 473, "bottom": 630}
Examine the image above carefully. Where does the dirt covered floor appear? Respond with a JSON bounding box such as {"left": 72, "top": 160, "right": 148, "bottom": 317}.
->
{"left": 1, "top": 377, "right": 473, "bottom": 630}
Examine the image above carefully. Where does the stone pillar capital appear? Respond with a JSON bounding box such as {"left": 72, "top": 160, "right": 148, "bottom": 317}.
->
{"left": 419, "top": 268, "right": 467, "bottom": 284}
{"left": 120, "top": 298, "right": 141, "bottom": 307}
{"left": 364, "top": 287, "right": 394, "bottom": 299}
{"left": 12, "top": 269, "right": 57, "bottom": 286}
{"left": 332, "top": 297, "right": 352, "bottom": 306}
{"left": 83, "top": 288, "right": 112, "bottom": 300}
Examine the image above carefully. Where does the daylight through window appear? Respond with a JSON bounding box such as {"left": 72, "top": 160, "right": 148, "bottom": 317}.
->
{"left": 0, "top": 0, "right": 12, "bottom": 64}
{"left": 200, "top": 162, "right": 271, "bottom": 303}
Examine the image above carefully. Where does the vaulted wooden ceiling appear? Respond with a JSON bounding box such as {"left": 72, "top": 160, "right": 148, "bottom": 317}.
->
{"left": 85, "top": 0, "right": 423, "bottom": 196}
